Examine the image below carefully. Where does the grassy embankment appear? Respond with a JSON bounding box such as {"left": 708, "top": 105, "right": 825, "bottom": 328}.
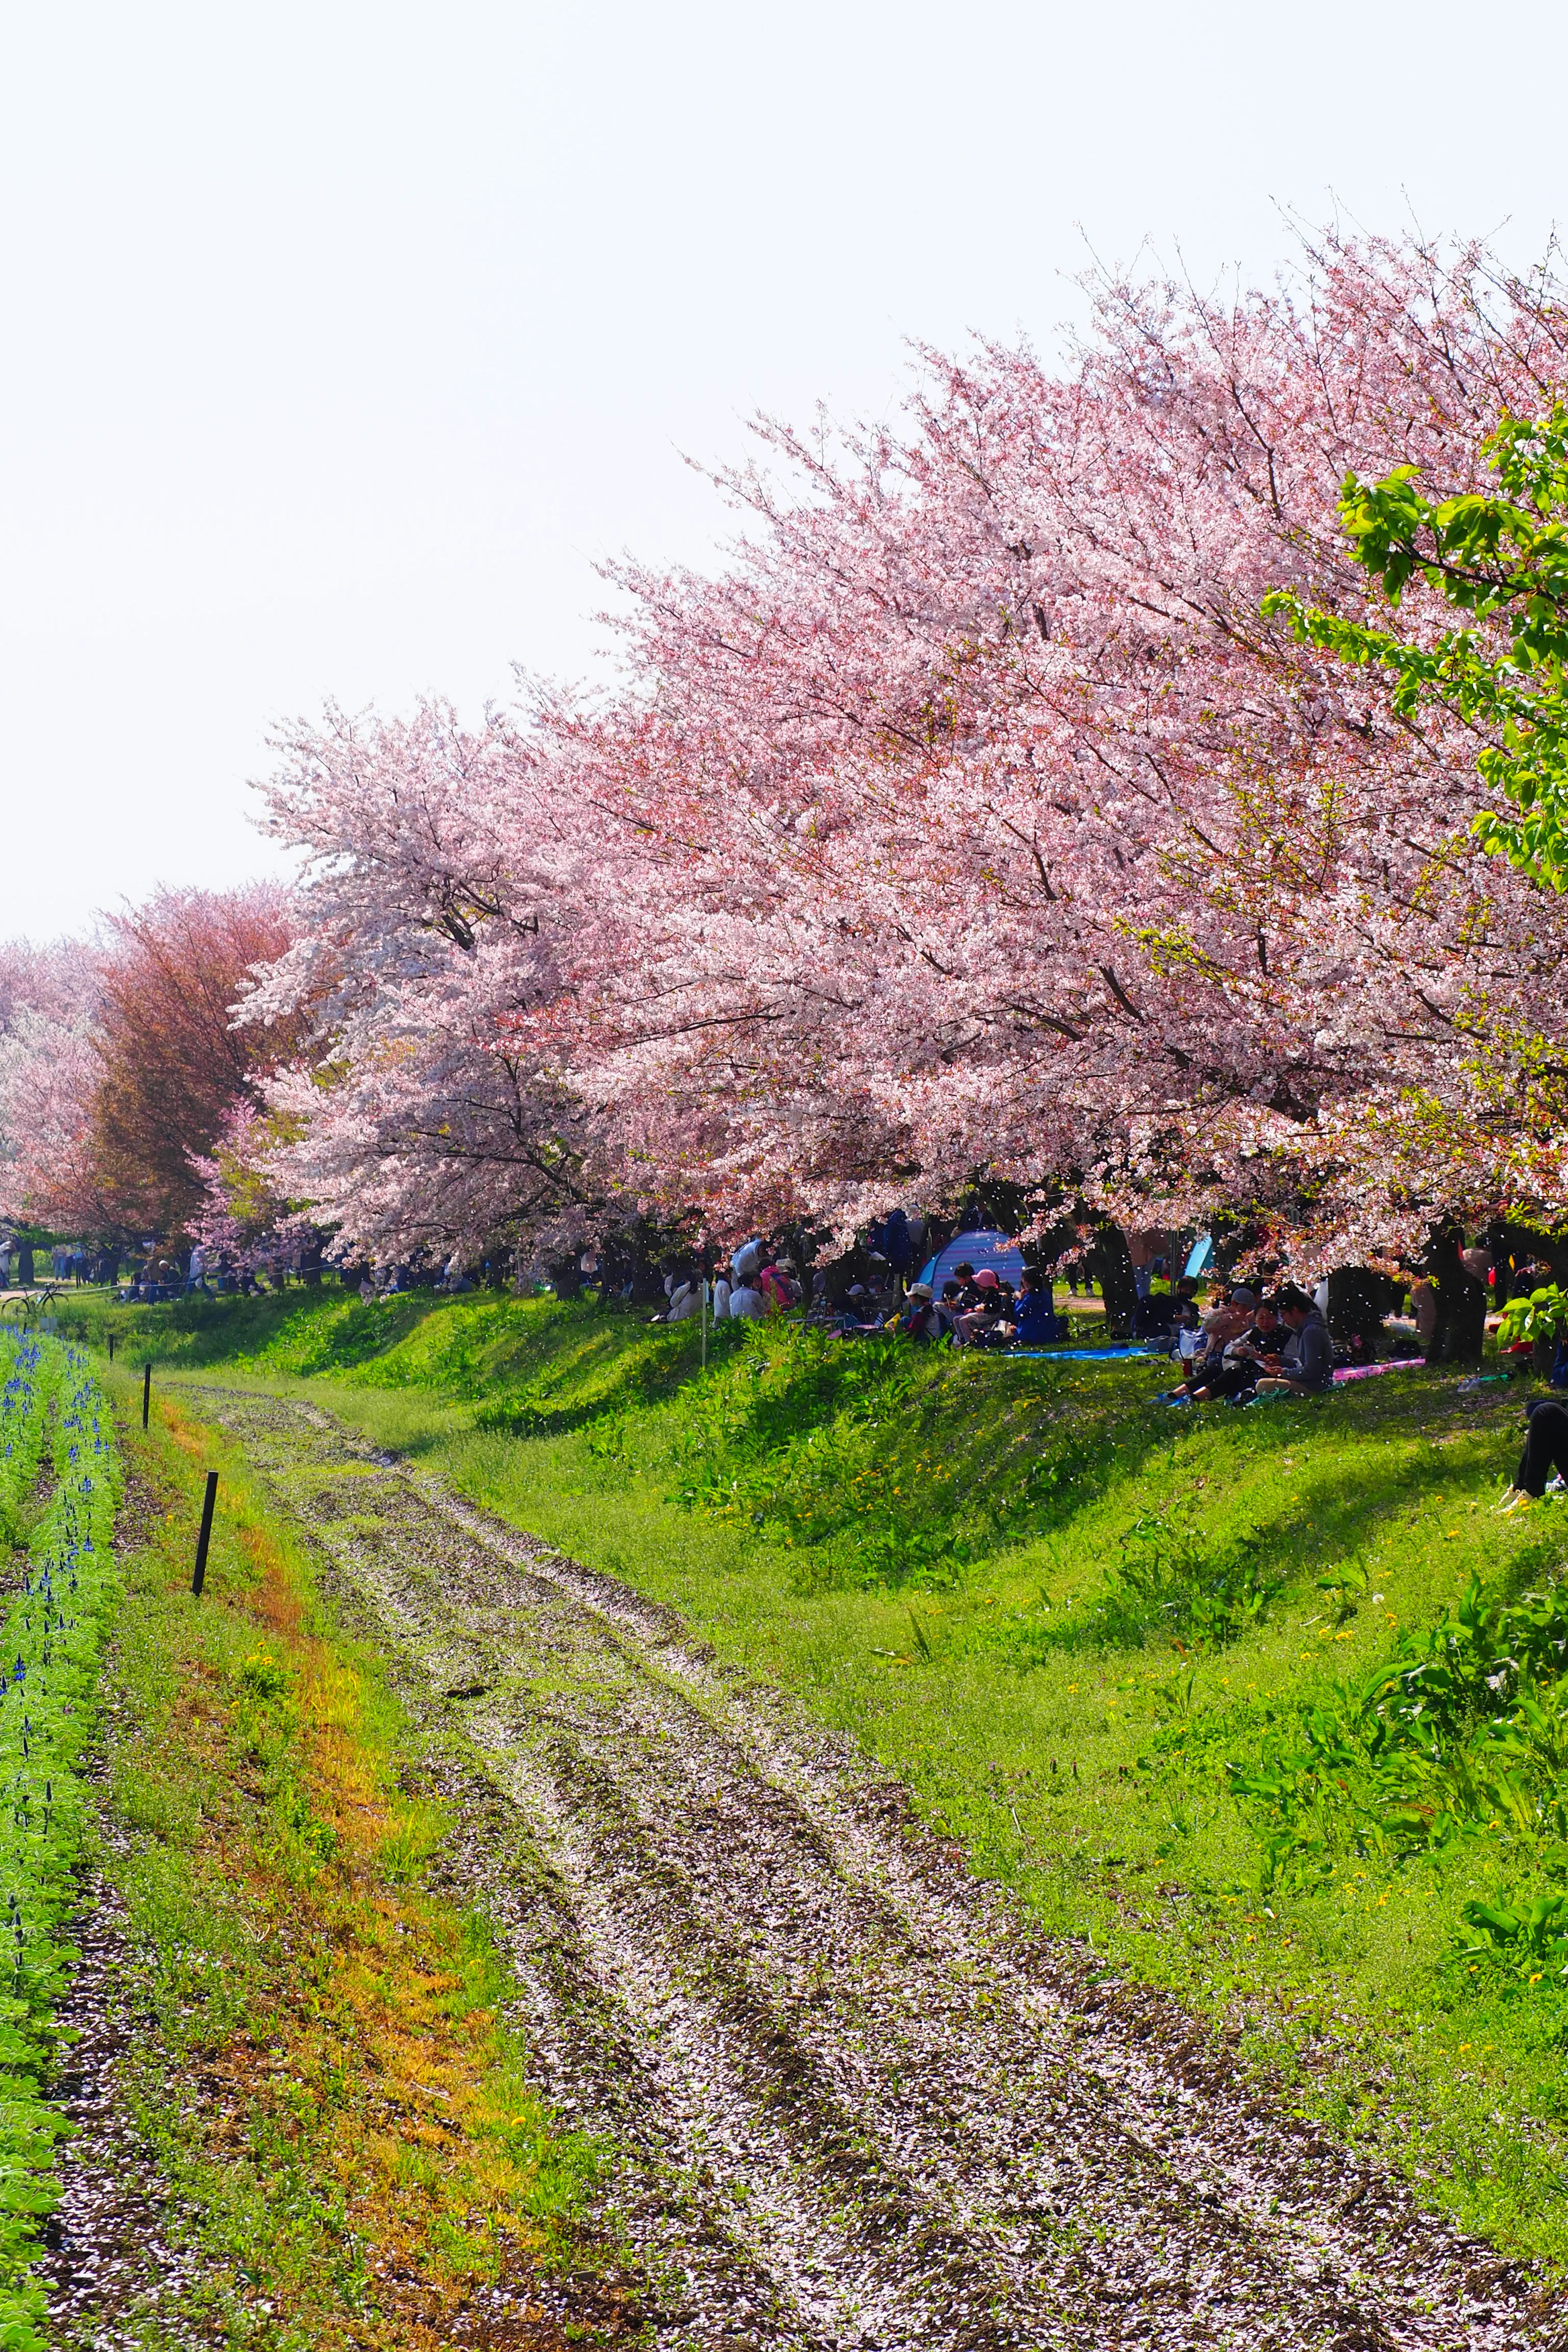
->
{"left": 64, "top": 1352, "right": 609, "bottom": 2350}
{"left": 65, "top": 1284, "right": 1568, "bottom": 2272}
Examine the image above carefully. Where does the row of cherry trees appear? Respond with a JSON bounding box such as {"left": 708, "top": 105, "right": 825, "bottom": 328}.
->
{"left": 7, "top": 232, "right": 1568, "bottom": 1276}
{"left": 235, "top": 233, "right": 1568, "bottom": 1275}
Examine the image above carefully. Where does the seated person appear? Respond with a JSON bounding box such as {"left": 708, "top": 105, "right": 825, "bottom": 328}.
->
{"left": 1013, "top": 1268, "right": 1062, "bottom": 1345}
{"left": 1164, "top": 1289, "right": 1257, "bottom": 1399}
{"left": 1198, "top": 1283, "right": 1251, "bottom": 1342}
{"left": 1252, "top": 1285, "right": 1334, "bottom": 1396}
{"left": 1134, "top": 1285, "right": 1176, "bottom": 1338}
{"left": 1206, "top": 1298, "right": 1283, "bottom": 1400}
{"left": 758, "top": 1258, "right": 798, "bottom": 1310}
{"left": 936, "top": 1279, "right": 965, "bottom": 1337}
{"left": 956, "top": 1267, "right": 1008, "bottom": 1343}
{"left": 1169, "top": 1300, "right": 1204, "bottom": 1365}
{"left": 728, "top": 1275, "right": 769, "bottom": 1321}
{"left": 834, "top": 1282, "right": 881, "bottom": 1330}
{"left": 948, "top": 1261, "right": 982, "bottom": 1308}
{"left": 1495, "top": 1397, "right": 1568, "bottom": 1515}
{"left": 899, "top": 1281, "right": 945, "bottom": 1341}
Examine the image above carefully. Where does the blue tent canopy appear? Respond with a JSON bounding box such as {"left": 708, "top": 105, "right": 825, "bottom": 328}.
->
{"left": 915, "top": 1229, "right": 1026, "bottom": 1294}
{"left": 1184, "top": 1234, "right": 1214, "bottom": 1279}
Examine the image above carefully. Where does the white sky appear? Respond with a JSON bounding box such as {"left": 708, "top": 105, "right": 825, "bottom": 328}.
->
{"left": 3, "top": 0, "right": 1566, "bottom": 938}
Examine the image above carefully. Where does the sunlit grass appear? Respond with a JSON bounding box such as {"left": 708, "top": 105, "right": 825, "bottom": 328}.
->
{"left": 99, "top": 1290, "right": 1568, "bottom": 2267}
{"left": 93, "top": 1359, "right": 602, "bottom": 2345}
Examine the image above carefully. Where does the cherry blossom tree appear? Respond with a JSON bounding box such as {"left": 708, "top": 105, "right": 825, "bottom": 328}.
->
{"left": 552, "top": 229, "right": 1568, "bottom": 1265}
{"left": 244, "top": 701, "right": 643, "bottom": 1266}
{"left": 1, "top": 886, "right": 301, "bottom": 1244}
{"left": 246, "top": 232, "right": 1568, "bottom": 1276}
{"left": 0, "top": 941, "right": 102, "bottom": 1232}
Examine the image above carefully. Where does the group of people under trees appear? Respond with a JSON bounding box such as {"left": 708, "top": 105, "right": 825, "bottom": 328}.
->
{"left": 896, "top": 1265, "right": 1062, "bottom": 1348}
{"left": 646, "top": 1223, "right": 1568, "bottom": 1514}
{"left": 1160, "top": 1283, "right": 1334, "bottom": 1407}
{"left": 651, "top": 1238, "right": 1068, "bottom": 1349}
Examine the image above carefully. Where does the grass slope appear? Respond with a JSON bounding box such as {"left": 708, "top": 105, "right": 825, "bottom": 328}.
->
{"left": 76, "top": 1286, "right": 1568, "bottom": 2270}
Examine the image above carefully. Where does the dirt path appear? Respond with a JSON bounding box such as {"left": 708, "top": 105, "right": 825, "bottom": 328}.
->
{"left": 184, "top": 1385, "right": 1564, "bottom": 2352}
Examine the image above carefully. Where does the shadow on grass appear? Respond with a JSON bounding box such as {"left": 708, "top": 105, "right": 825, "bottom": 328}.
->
{"left": 1000, "top": 1376, "right": 1545, "bottom": 1659}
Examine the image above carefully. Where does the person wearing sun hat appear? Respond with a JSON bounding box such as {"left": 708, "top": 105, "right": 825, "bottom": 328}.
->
{"left": 900, "top": 1281, "right": 944, "bottom": 1342}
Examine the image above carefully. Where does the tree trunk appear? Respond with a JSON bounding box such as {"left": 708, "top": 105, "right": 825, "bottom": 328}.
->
{"left": 1087, "top": 1222, "right": 1138, "bottom": 1340}
{"left": 547, "top": 1257, "right": 584, "bottom": 1300}
{"left": 1424, "top": 1224, "right": 1488, "bottom": 1366}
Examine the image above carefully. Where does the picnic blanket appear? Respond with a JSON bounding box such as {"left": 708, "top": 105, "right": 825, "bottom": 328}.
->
{"left": 1011, "top": 1345, "right": 1160, "bottom": 1362}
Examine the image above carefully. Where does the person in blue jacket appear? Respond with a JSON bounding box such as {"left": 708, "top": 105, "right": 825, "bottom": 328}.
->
{"left": 1013, "top": 1267, "right": 1062, "bottom": 1346}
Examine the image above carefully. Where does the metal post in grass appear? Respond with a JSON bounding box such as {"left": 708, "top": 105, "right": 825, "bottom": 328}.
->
{"left": 192, "top": 1471, "right": 218, "bottom": 1596}
{"left": 701, "top": 1274, "right": 708, "bottom": 1371}
{"left": 107, "top": 1331, "right": 115, "bottom": 1363}
{"left": 142, "top": 1361, "right": 151, "bottom": 1430}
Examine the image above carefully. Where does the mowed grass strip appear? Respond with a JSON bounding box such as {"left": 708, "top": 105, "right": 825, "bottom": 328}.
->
{"left": 91, "top": 1363, "right": 617, "bottom": 2352}
{"left": 80, "top": 1290, "right": 1568, "bottom": 2270}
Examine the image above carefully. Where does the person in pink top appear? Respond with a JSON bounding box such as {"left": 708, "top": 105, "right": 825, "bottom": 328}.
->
{"left": 757, "top": 1258, "right": 799, "bottom": 1311}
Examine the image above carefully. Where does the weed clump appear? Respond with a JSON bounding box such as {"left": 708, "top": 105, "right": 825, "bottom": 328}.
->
{"left": 1230, "top": 1568, "right": 1568, "bottom": 1956}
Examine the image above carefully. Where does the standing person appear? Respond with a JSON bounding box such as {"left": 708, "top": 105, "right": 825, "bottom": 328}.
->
{"left": 1127, "top": 1230, "right": 1156, "bottom": 1302}
{"left": 711, "top": 1269, "right": 732, "bottom": 1320}
{"left": 16, "top": 1239, "right": 33, "bottom": 1289}
{"left": 1410, "top": 1276, "right": 1439, "bottom": 1352}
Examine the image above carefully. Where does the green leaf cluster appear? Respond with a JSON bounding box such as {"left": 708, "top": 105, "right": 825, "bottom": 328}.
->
{"left": 1263, "top": 405, "right": 1568, "bottom": 892}
{"left": 1496, "top": 1284, "right": 1568, "bottom": 1350}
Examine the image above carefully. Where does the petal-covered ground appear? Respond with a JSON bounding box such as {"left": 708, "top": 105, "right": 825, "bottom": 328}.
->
{"left": 180, "top": 1384, "right": 1565, "bottom": 2352}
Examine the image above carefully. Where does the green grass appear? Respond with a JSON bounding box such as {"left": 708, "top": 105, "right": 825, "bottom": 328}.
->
{"left": 62, "top": 1356, "right": 604, "bottom": 2350}
{"left": 0, "top": 1335, "right": 120, "bottom": 2352}
{"left": 91, "top": 1286, "right": 1568, "bottom": 2270}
